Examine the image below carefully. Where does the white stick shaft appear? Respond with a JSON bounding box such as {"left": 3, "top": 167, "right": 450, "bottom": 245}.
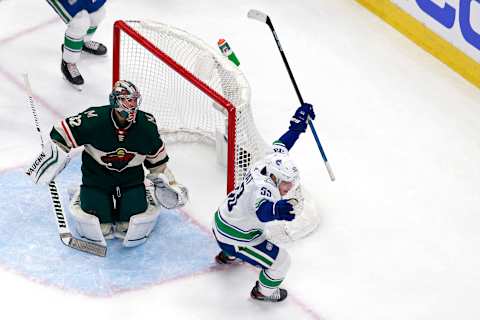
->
{"left": 22, "top": 74, "right": 44, "bottom": 147}
{"left": 22, "top": 73, "right": 107, "bottom": 257}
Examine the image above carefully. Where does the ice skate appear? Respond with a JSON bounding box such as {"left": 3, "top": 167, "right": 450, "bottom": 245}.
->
{"left": 100, "top": 223, "right": 114, "bottom": 240}
{"left": 113, "top": 222, "right": 129, "bottom": 239}
{"left": 250, "top": 281, "right": 288, "bottom": 302}
{"left": 82, "top": 40, "right": 107, "bottom": 56}
{"left": 215, "top": 251, "right": 239, "bottom": 264}
{"left": 61, "top": 59, "right": 84, "bottom": 91}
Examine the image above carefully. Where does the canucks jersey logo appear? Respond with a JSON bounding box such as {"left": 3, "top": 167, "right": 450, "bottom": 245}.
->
{"left": 100, "top": 148, "right": 135, "bottom": 172}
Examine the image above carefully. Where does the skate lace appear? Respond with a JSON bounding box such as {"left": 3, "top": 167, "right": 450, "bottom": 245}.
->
{"left": 84, "top": 41, "right": 99, "bottom": 50}
{"left": 267, "top": 288, "right": 281, "bottom": 301}
{"left": 67, "top": 63, "right": 80, "bottom": 78}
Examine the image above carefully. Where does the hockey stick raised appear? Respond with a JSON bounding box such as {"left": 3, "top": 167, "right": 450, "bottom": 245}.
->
{"left": 247, "top": 9, "right": 335, "bottom": 181}
{"left": 22, "top": 74, "right": 107, "bottom": 257}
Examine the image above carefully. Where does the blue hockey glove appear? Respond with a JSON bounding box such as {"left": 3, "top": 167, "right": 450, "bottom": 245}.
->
{"left": 289, "top": 103, "right": 315, "bottom": 133}
{"left": 274, "top": 199, "right": 295, "bottom": 221}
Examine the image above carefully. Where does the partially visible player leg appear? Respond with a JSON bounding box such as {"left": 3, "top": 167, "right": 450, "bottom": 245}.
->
{"left": 82, "top": 5, "right": 107, "bottom": 56}
{"left": 62, "top": 10, "right": 90, "bottom": 87}
{"left": 212, "top": 234, "right": 241, "bottom": 264}
{"left": 250, "top": 248, "right": 290, "bottom": 302}
{"left": 46, "top": 0, "right": 86, "bottom": 87}
{"left": 216, "top": 239, "right": 290, "bottom": 302}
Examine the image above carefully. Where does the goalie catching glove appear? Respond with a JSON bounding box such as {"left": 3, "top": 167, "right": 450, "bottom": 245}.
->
{"left": 147, "top": 168, "right": 189, "bottom": 209}
{"left": 25, "top": 140, "right": 70, "bottom": 184}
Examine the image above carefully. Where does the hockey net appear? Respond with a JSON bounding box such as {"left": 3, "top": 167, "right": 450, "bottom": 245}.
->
{"left": 113, "top": 20, "right": 319, "bottom": 242}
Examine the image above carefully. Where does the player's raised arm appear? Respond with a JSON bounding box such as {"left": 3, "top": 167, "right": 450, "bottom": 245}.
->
{"left": 272, "top": 103, "right": 315, "bottom": 153}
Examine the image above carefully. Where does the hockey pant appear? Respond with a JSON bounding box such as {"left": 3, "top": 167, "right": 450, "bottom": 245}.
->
{"left": 215, "top": 236, "right": 291, "bottom": 295}
{"left": 47, "top": 0, "right": 106, "bottom": 63}
{"left": 80, "top": 184, "right": 148, "bottom": 224}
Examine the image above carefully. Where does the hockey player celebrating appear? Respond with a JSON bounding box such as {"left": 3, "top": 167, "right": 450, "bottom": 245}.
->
{"left": 212, "top": 103, "right": 315, "bottom": 302}
{"left": 46, "top": 0, "right": 108, "bottom": 88}
{"left": 26, "top": 80, "right": 188, "bottom": 247}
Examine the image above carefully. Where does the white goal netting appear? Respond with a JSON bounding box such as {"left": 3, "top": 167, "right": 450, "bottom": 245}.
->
{"left": 114, "top": 20, "right": 319, "bottom": 242}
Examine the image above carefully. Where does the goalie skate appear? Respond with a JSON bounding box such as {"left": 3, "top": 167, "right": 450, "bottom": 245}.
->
{"left": 61, "top": 59, "right": 84, "bottom": 91}
{"left": 250, "top": 281, "right": 288, "bottom": 302}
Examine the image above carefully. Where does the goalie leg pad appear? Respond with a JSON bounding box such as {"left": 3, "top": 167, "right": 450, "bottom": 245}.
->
{"left": 70, "top": 190, "right": 107, "bottom": 246}
{"left": 122, "top": 204, "right": 160, "bottom": 248}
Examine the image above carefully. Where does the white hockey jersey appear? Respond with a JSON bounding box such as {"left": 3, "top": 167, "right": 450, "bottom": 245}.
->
{"left": 213, "top": 158, "right": 282, "bottom": 247}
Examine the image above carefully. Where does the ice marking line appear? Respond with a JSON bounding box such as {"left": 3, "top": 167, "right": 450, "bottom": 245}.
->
{"left": 0, "top": 17, "right": 58, "bottom": 46}
{"left": 0, "top": 167, "right": 323, "bottom": 319}
{"left": 0, "top": 65, "right": 63, "bottom": 119}
{"left": 177, "top": 209, "right": 324, "bottom": 319}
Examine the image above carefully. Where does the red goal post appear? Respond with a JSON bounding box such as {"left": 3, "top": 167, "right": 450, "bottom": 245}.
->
{"left": 112, "top": 20, "right": 319, "bottom": 242}
{"left": 112, "top": 21, "right": 266, "bottom": 193}
{"left": 113, "top": 20, "right": 243, "bottom": 193}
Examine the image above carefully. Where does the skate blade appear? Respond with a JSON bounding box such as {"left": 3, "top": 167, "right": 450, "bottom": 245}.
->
{"left": 81, "top": 51, "right": 108, "bottom": 58}
{"left": 63, "top": 76, "right": 83, "bottom": 91}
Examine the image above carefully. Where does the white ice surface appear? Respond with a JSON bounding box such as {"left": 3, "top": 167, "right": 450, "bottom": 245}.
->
{"left": 1, "top": 0, "right": 480, "bottom": 319}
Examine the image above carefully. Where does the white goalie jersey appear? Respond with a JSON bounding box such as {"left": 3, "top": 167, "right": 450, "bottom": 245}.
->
{"left": 213, "top": 158, "right": 282, "bottom": 247}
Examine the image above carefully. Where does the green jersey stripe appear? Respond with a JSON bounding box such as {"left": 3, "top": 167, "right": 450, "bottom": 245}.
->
{"left": 214, "top": 211, "right": 262, "bottom": 242}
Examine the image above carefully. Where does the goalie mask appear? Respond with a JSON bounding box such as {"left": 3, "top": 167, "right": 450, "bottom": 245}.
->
{"left": 265, "top": 153, "right": 299, "bottom": 196}
{"left": 109, "top": 80, "right": 142, "bottom": 122}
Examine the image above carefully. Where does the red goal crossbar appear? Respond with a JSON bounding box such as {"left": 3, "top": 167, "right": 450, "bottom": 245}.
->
{"left": 113, "top": 20, "right": 237, "bottom": 193}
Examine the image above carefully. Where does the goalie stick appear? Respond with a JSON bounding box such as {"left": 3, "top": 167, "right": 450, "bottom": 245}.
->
{"left": 22, "top": 73, "right": 107, "bottom": 257}
{"left": 247, "top": 9, "right": 335, "bottom": 182}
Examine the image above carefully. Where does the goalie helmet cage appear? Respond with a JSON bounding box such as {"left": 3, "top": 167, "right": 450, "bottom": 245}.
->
{"left": 112, "top": 20, "right": 319, "bottom": 241}
{"left": 113, "top": 20, "right": 268, "bottom": 193}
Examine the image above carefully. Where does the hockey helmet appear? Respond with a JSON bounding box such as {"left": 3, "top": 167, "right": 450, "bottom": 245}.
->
{"left": 109, "top": 80, "right": 142, "bottom": 122}
{"left": 265, "top": 153, "right": 299, "bottom": 194}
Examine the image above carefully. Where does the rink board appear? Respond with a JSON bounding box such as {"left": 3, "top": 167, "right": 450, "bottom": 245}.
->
{"left": 357, "top": 0, "right": 480, "bottom": 88}
{"left": 0, "top": 157, "right": 218, "bottom": 296}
